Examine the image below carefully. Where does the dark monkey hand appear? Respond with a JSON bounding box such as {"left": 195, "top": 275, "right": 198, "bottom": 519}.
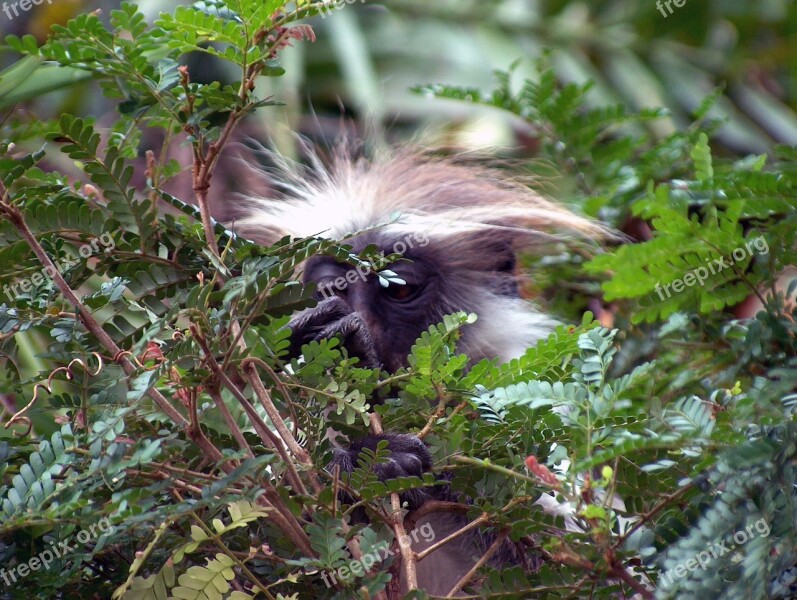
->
{"left": 287, "top": 296, "right": 382, "bottom": 369}
{"left": 329, "top": 433, "right": 434, "bottom": 510}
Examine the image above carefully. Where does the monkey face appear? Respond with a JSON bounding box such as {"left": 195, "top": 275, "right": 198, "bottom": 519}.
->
{"left": 288, "top": 234, "right": 447, "bottom": 372}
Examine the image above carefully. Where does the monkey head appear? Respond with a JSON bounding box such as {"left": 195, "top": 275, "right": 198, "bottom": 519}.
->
{"left": 236, "top": 145, "right": 607, "bottom": 371}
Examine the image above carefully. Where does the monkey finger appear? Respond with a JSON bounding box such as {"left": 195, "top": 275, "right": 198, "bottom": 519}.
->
{"left": 331, "top": 433, "right": 434, "bottom": 509}
{"left": 287, "top": 296, "right": 352, "bottom": 357}
{"left": 313, "top": 313, "right": 382, "bottom": 369}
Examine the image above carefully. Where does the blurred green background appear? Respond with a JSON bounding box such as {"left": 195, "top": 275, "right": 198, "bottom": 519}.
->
{"left": 2, "top": 0, "right": 797, "bottom": 216}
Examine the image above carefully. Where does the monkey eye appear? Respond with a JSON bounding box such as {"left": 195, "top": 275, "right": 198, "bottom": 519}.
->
{"left": 382, "top": 283, "right": 421, "bottom": 302}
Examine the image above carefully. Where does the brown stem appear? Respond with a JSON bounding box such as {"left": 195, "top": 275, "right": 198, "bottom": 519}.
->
{"left": 226, "top": 380, "right": 283, "bottom": 450}
{"left": 192, "top": 329, "right": 312, "bottom": 496}
{"left": 414, "top": 513, "right": 490, "bottom": 563}
{"left": 158, "top": 463, "right": 222, "bottom": 481}
{"left": 446, "top": 529, "right": 508, "bottom": 597}
{"left": 614, "top": 483, "right": 693, "bottom": 548}
{"left": 390, "top": 492, "right": 418, "bottom": 592}
{"left": 418, "top": 399, "right": 468, "bottom": 441}
{"left": 191, "top": 89, "right": 248, "bottom": 261}
{"left": 368, "top": 413, "right": 418, "bottom": 593}
{"left": 127, "top": 469, "right": 204, "bottom": 495}
{"left": 207, "top": 387, "right": 254, "bottom": 459}
{"left": 251, "top": 357, "right": 300, "bottom": 436}
{"left": 259, "top": 486, "right": 316, "bottom": 557}
{"left": 241, "top": 358, "right": 313, "bottom": 464}
{"left": 609, "top": 562, "right": 654, "bottom": 599}
{"left": 204, "top": 353, "right": 279, "bottom": 450}
{"left": 0, "top": 201, "right": 235, "bottom": 461}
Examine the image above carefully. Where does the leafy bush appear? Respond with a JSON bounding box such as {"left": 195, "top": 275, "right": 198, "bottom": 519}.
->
{"left": 0, "top": 2, "right": 795, "bottom": 599}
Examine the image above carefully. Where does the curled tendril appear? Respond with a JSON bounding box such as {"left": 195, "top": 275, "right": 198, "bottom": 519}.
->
{"left": 3, "top": 352, "right": 104, "bottom": 429}
{"left": 112, "top": 349, "right": 149, "bottom": 368}
{"left": 114, "top": 348, "right": 162, "bottom": 370}
{"left": 67, "top": 352, "right": 104, "bottom": 377}
{"left": 10, "top": 416, "right": 32, "bottom": 437}
{"left": 4, "top": 382, "right": 53, "bottom": 429}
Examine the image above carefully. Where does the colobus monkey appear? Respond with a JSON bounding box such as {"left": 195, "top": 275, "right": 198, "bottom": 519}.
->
{"left": 237, "top": 144, "right": 607, "bottom": 595}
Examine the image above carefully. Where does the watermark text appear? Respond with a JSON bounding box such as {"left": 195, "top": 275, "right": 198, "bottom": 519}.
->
{"left": 319, "top": 522, "right": 435, "bottom": 587}
{"left": 658, "top": 518, "right": 770, "bottom": 586}
{"left": 656, "top": 0, "right": 688, "bottom": 18}
{"left": 318, "top": 0, "right": 366, "bottom": 19}
{"left": 654, "top": 236, "right": 769, "bottom": 301}
{"left": 317, "top": 232, "right": 429, "bottom": 300}
{"left": 2, "top": 232, "right": 115, "bottom": 302}
{"left": 0, "top": 516, "right": 114, "bottom": 587}
{"left": 2, "top": 0, "right": 53, "bottom": 22}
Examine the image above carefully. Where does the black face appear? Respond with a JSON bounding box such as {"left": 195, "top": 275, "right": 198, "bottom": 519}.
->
{"left": 288, "top": 235, "right": 444, "bottom": 372}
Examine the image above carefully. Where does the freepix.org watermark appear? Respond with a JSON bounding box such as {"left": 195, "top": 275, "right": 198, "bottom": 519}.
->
{"left": 656, "top": 0, "right": 688, "bottom": 18}
{"left": 0, "top": 516, "right": 114, "bottom": 587}
{"left": 1, "top": 0, "right": 52, "bottom": 22}
{"left": 317, "top": 232, "right": 429, "bottom": 300}
{"left": 657, "top": 518, "right": 770, "bottom": 586}
{"left": 317, "top": 0, "right": 366, "bottom": 19}
{"left": 654, "top": 236, "right": 769, "bottom": 301}
{"left": 319, "top": 522, "right": 435, "bottom": 587}
{"left": 2, "top": 232, "right": 115, "bottom": 302}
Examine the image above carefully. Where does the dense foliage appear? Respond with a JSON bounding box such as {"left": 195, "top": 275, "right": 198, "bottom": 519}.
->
{"left": 0, "top": 1, "right": 795, "bottom": 599}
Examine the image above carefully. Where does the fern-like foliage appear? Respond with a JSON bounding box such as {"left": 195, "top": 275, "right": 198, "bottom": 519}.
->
{"left": 1, "top": 7, "right": 796, "bottom": 600}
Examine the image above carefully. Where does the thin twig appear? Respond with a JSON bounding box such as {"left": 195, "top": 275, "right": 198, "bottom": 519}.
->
{"left": 241, "top": 358, "right": 312, "bottom": 463}
{"left": 193, "top": 331, "right": 312, "bottom": 496}
{"left": 368, "top": 413, "right": 418, "bottom": 592}
{"left": 414, "top": 513, "right": 490, "bottom": 563}
{"left": 417, "top": 399, "right": 467, "bottom": 440}
{"left": 0, "top": 198, "right": 235, "bottom": 461}
{"left": 207, "top": 387, "right": 255, "bottom": 459}
{"left": 446, "top": 529, "right": 508, "bottom": 597}
{"left": 614, "top": 483, "right": 694, "bottom": 548}
{"left": 610, "top": 562, "right": 654, "bottom": 600}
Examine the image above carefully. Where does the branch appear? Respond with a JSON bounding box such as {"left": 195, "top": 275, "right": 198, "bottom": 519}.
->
{"left": 241, "top": 358, "right": 313, "bottom": 464}
{"left": 418, "top": 399, "right": 468, "bottom": 440}
{"left": 614, "top": 483, "right": 694, "bottom": 548}
{"left": 192, "top": 328, "right": 317, "bottom": 499}
{"left": 609, "top": 562, "right": 655, "bottom": 600}
{"left": 207, "top": 387, "right": 254, "bottom": 459}
{"left": 368, "top": 413, "right": 418, "bottom": 594}
{"left": 0, "top": 200, "right": 232, "bottom": 461}
{"left": 446, "top": 529, "right": 508, "bottom": 597}
{"left": 414, "top": 513, "right": 490, "bottom": 563}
